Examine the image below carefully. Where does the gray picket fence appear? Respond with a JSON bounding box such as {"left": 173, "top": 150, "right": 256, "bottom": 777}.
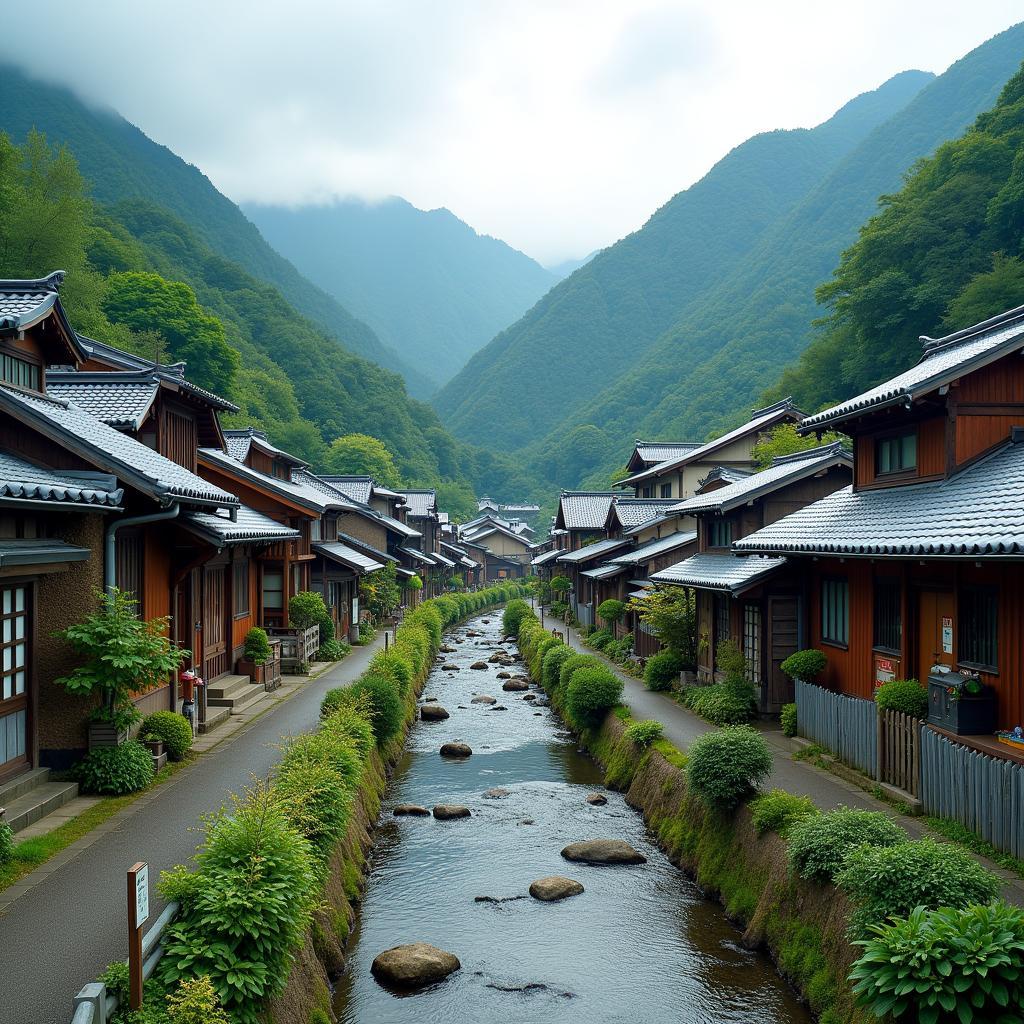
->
{"left": 795, "top": 679, "right": 877, "bottom": 776}
{"left": 919, "top": 727, "right": 1024, "bottom": 860}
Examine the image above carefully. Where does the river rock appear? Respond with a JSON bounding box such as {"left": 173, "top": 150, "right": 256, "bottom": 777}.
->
{"left": 433, "top": 804, "right": 471, "bottom": 820}
{"left": 470, "top": 661, "right": 488, "bottom": 670}
{"left": 420, "top": 705, "right": 450, "bottom": 721}
{"left": 440, "top": 644, "right": 457, "bottom": 654}
{"left": 561, "top": 839, "right": 646, "bottom": 865}
{"left": 467, "top": 630, "right": 481, "bottom": 637}
{"left": 496, "top": 671, "right": 511, "bottom": 679}
{"left": 488, "top": 653, "right": 510, "bottom": 663}
{"left": 586, "top": 793, "right": 608, "bottom": 806}
{"left": 529, "top": 876, "right": 585, "bottom": 902}
{"left": 371, "top": 942, "right": 460, "bottom": 989}
{"left": 482, "top": 787, "right": 510, "bottom": 799}
{"left": 523, "top": 693, "right": 537, "bottom": 702}
{"left": 440, "top": 742, "right": 473, "bottom": 758}
{"left": 502, "top": 679, "right": 529, "bottom": 691}
{"left": 393, "top": 803, "right": 430, "bottom": 816}
{"left": 482, "top": 619, "right": 490, "bottom": 624}
{"left": 490, "top": 704, "right": 508, "bottom": 711}
{"left": 442, "top": 663, "right": 460, "bottom": 671}
{"left": 471, "top": 694, "right": 496, "bottom": 704}
{"left": 424, "top": 696, "right": 438, "bottom": 702}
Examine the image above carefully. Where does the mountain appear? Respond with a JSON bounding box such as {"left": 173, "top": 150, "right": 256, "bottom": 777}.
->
{"left": 547, "top": 251, "right": 600, "bottom": 279}
{"left": 0, "top": 62, "right": 434, "bottom": 396}
{"left": 245, "top": 197, "right": 557, "bottom": 388}
{"left": 434, "top": 68, "right": 935, "bottom": 452}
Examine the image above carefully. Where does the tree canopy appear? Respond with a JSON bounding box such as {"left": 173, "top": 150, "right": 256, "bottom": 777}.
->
{"left": 322, "top": 434, "right": 402, "bottom": 488}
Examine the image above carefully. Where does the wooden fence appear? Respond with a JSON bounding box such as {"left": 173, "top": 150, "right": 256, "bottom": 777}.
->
{"left": 795, "top": 679, "right": 877, "bottom": 776}
{"left": 878, "top": 708, "right": 920, "bottom": 797}
{"left": 919, "top": 726, "right": 1024, "bottom": 860}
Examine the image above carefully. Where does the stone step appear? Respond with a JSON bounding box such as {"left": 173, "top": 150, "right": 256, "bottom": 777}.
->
{"left": 205, "top": 674, "right": 251, "bottom": 701}
{"left": 208, "top": 682, "right": 266, "bottom": 715}
{"left": 3, "top": 778, "right": 79, "bottom": 834}
{"left": 0, "top": 767, "right": 51, "bottom": 806}
{"left": 199, "top": 704, "right": 232, "bottom": 734}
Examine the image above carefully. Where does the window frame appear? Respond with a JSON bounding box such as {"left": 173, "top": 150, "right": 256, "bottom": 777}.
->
{"left": 958, "top": 585, "right": 998, "bottom": 673}
{"left": 660, "top": 482, "right": 672, "bottom": 498}
{"left": 714, "top": 593, "right": 731, "bottom": 648}
{"left": 233, "top": 558, "right": 250, "bottom": 618}
{"left": 0, "top": 342, "right": 42, "bottom": 392}
{"left": 262, "top": 570, "right": 284, "bottom": 611}
{"left": 708, "top": 518, "right": 733, "bottom": 549}
{"left": 820, "top": 577, "right": 849, "bottom": 648}
{"left": 875, "top": 430, "right": 918, "bottom": 478}
{"left": 742, "top": 603, "right": 761, "bottom": 684}
{"left": 872, "top": 577, "right": 901, "bottom": 654}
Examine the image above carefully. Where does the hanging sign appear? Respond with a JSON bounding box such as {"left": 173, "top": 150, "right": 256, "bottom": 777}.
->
{"left": 941, "top": 616, "right": 953, "bottom": 655}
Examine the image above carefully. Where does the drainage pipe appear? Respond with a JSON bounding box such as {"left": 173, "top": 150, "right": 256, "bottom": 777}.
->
{"left": 104, "top": 502, "right": 181, "bottom": 592}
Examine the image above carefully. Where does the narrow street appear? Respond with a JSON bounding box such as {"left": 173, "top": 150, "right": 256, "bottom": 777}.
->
{"left": 0, "top": 637, "right": 386, "bottom": 1024}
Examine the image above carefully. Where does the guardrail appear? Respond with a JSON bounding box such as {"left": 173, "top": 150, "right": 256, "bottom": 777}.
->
{"left": 71, "top": 901, "right": 179, "bottom": 1023}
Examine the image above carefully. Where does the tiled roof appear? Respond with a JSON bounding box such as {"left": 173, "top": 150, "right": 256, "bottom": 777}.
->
{"left": 223, "top": 427, "right": 306, "bottom": 466}
{"left": 531, "top": 547, "right": 566, "bottom": 567}
{"left": 557, "top": 537, "right": 632, "bottom": 564}
{"left": 0, "top": 451, "right": 123, "bottom": 508}
{"left": 608, "top": 531, "right": 697, "bottom": 565}
{"left": 336, "top": 531, "right": 397, "bottom": 564}
{"left": 319, "top": 475, "right": 373, "bottom": 504}
{"left": 401, "top": 490, "right": 436, "bottom": 517}
{"left": 374, "top": 511, "right": 420, "bottom": 539}
{"left": 623, "top": 512, "right": 680, "bottom": 537}
{"left": 462, "top": 522, "right": 531, "bottom": 546}
{"left": 0, "top": 539, "right": 92, "bottom": 567}
{"left": 47, "top": 376, "right": 159, "bottom": 430}
{"left": 634, "top": 441, "right": 701, "bottom": 464}
{"left": 651, "top": 552, "right": 788, "bottom": 593}
{"left": 201, "top": 447, "right": 325, "bottom": 512}
{"left": 617, "top": 399, "right": 801, "bottom": 487}
{"left": 580, "top": 563, "right": 628, "bottom": 580}
{"left": 801, "top": 306, "right": 1024, "bottom": 431}
{"left": 558, "top": 491, "right": 618, "bottom": 531}
{"left": 431, "top": 550, "right": 457, "bottom": 568}
{"left": 699, "top": 466, "right": 752, "bottom": 487}
{"left": 610, "top": 498, "right": 680, "bottom": 528}
{"left": 0, "top": 386, "right": 236, "bottom": 507}
{"left": 183, "top": 505, "right": 300, "bottom": 545}
{"left": 291, "top": 469, "right": 359, "bottom": 509}
{"left": 314, "top": 541, "right": 384, "bottom": 573}
{"left": 734, "top": 439, "right": 1024, "bottom": 558}
{"left": 673, "top": 443, "right": 852, "bottom": 515}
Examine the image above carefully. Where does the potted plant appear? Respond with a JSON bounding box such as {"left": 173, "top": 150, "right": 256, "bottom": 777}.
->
{"left": 239, "top": 626, "right": 273, "bottom": 685}
{"left": 56, "top": 589, "right": 190, "bottom": 750}
{"left": 140, "top": 732, "right": 165, "bottom": 758}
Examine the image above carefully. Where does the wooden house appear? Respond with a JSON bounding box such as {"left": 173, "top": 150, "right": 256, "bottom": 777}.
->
{"left": 458, "top": 518, "right": 532, "bottom": 581}
{"left": 735, "top": 306, "right": 1024, "bottom": 739}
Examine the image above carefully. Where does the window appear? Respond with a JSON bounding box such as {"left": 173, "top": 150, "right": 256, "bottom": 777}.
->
{"left": 262, "top": 571, "right": 284, "bottom": 610}
{"left": 876, "top": 432, "right": 917, "bottom": 475}
{"left": 715, "top": 594, "right": 731, "bottom": 646}
{"left": 709, "top": 519, "right": 733, "bottom": 548}
{"left": 743, "top": 604, "right": 761, "bottom": 683}
{"left": 0, "top": 350, "right": 40, "bottom": 391}
{"left": 0, "top": 586, "right": 28, "bottom": 701}
{"left": 873, "top": 579, "right": 901, "bottom": 652}
{"left": 959, "top": 586, "right": 997, "bottom": 670}
{"left": 641, "top": 486, "right": 653, "bottom": 499}
{"left": 660, "top": 483, "right": 672, "bottom": 498}
{"left": 310, "top": 518, "right": 322, "bottom": 542}
{"left": 821, "top": 578, "right": 849, "bottom": 646}
{"left": 233, "top": 558, "right": 250, "bottom": 617}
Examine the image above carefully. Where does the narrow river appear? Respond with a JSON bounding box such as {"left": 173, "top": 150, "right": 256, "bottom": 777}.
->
{"left": 333, "top": 614, "right": 811, "bottom": 1024}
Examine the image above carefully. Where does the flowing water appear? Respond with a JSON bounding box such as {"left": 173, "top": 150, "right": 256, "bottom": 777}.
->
{"left": 333, "top": 614, "right": 811, "bottom": 1024}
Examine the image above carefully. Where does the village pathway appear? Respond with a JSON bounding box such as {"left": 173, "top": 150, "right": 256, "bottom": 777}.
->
{"left": 0, "top": 633, "right": 388, "bottom": 1024}
{"left": 559, "top": 622, "right": 1024, "bottom": 905}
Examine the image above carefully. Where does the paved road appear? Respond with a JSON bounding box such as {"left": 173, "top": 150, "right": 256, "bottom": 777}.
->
{"left": 0, "top": 636, "right": 385, "bottom": 1024}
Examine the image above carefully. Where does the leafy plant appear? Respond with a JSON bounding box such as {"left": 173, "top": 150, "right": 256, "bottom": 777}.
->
{"left": 360, "top": 563, "right": 401, "bottom": 623}
{"left": 874, "top": 678, "right": 928, "bottom": 719}
{"left": 55, "top": 588, "right": 189, "bottom": 727}
{"left": 357, "top": 621, "right": 376, "bottom": 644}
{"left": 644, "top": 649, "right": 685, "bottom": 691}
{"left": 780, "top": 649, "right": 827, "bottom": 682}
{"left": 316, "top": 638, "right": 351, "bottom": 662}
{"left": 628, "top": 585, "right": 696, "bottom": 663}
{"left": 0, "top": 820, "right": 13, "bottom": 866}
{"left": 681, "top": 681, "right": 755, "bottom": 725}
{"left": 787, "top": 807, "right": 904, "bottom": 883}
{"left": 501, "top": 598, "right": 532, "bottom": 637}
{"left": 750, "top": 789, "right": 818, "bottom": 836}
{"left": 349, "top": 673, "right": 404, "bottom": 745}
{"left": 140, "top": 711, "right": 193, "bottom": 761}
{"left": 850, "top": 903, "right": 1024, "bottom": 1024}
{"left": 624, "top": 719, "right": 664, "bottom": 747}
{"left": 549, "top": 575, "right": 571, "bottom": 595}
{"left": 406, "top": 574, "right": 423, "bottom": 590}
{"left": 565, "top": 666, "right": 623, "bottom": 729}
{"left": 597, "top": 599, "right": 626, "bottom": 625}
{"left": 75, "top": 741, "right": 154, "bottom": 795}
{"left": 780, "top": 702, "right": 798, "bottom": 737}
{"left": 837, "top": 837, "right": 1000, "bottom": 936}
{"left": 685, "top": 726, "right": 772, "bottom": 810}
{"left": 288, "top": 590, "right": 334, "bottom": 646}
{"left": 542, "top": 644, "right": 572, "bottom": 691}
{"left": 167, "top": 976, "right": 230, "bottom": 1024}
{"left": 587, "top": 627, "right": 614, "bottom": 650}
{"left": 242, "top": 627, "right": 272, "bottom": 664}
{"left": 558, "top": 652, "right": 600, "bottom": 689}
{"left": 716, "top": 638, "right": 748, "bottom": 678}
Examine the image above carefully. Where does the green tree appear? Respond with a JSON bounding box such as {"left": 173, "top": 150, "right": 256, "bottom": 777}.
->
{"left": 629, "top": 585, "right": 695, "bottom": 661}
{"left": 944, "top": 252, "right": 1024, "bottom": 329}
{"left": 751, "top": 423, "right": 844, "bottom": 468}
{"left": 323, "top": 434, "right": 402, "bottom": 488}
{"left": 360, "top": 563, "right": 401, "bottom": 622}
{"left": 102, "top": 271, "right": 239, "bottom": 396}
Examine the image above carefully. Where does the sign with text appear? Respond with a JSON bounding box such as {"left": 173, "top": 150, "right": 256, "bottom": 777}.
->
{"left": 134, "top": 862, "right": 149, "bottom": 927}
{"left": 942, "top": 616, "right": 953, "bottom": 655}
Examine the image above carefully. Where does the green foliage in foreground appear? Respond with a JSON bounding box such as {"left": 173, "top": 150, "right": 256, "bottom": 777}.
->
{"left": 874, "top": 678, "right": 928, "bottom": 719}
{"left": 780, "top": 648, "right": 827, "bottom": 681}
{"left": 749, "top": 789, "right": 819, "bottom": 837}
{"left": 644, "top": 649, "right": 684, "bottom": 691}
{"left": 624, "top": 719, "right": 664, "bottom": 748}
{"left": 780, "top": 703, "right": 798, "bottom": 737}
{"left": 75, "top": 741, "right": 155, "bottom": 795}
{"left": 141, "top": 711, "right": 194, "bottom": 762}
{"left": 685, "top": 727, "right": 772, "bottom": 810}
{"left": 787, "top": 807, "right": 905, "bottom": 884}
{"left": 565, "top": 666, "right": 623, "bottom": 729}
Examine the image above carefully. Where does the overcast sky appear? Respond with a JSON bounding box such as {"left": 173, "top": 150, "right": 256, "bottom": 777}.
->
{"left": 6, "top": 2, "right": 1023, "bottom": 264}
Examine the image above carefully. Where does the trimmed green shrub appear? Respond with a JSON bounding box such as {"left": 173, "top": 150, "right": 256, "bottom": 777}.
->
{"left": 787, "top": 807, "right": 905, "bottom": 883}
{"left": 141, "top": 710, "right": 194, "bottom": 761}
{"left": 850, "top": 903, "right": 1024, "bottom": 1024}
{"left": 715, "top": 638, "right": 748, "bottom": 678}
{"left": 605, "top": 632, "right": 634, "bottom": 662}
{"left": 0, "top": 819, "right": 13, "bottom": 866}
{"left": 320, "top": 696, "right": 376, "bottom": 760}
{"left": 750, "top": 789, "right": 818, "bottom": 836}
{"left": 288, "top": 590, "right": 335, "bottom": 646}
{"left": 874, "top": 678, "right": 927, "bottom": 719}
{"left": 167, "top": 975, "right": 230, "bottom": 1024}
{"left": 837, "top": 837, "right": 1000, "bottom": 936}
{"left": 587, "top": 627, "right": 614, "bottom": 650}
{"left": 542, "top": 643, "right": 572, "bottom": 691}
{"left": 597, "top": 599, "right": 626, "bottom": 625}
{"left": 349, "top": 673, "right": 404, "bottom": 745}
{"left": 243, "top": 626, "right": 272, "bottom": 663}
{"left": 565, "top": 666, "right": 623, "bottom": 728}
{"left": 780, "top": 649, "right": 827, "bottom": 681}
{"left": 530, "top": 634, "right": 561, "bottom": 680}
{"left": 75, "top": 741, "right": 155, "bottom": 794}
{"left": 549, "top": 575, "right": 571, "bottom": 595}
{"left": 320, "top": 687, "right": 348, "bottom": 719}
{"left": 369, "top": 650, "right": 414, "bottom": 695}
{"left": 685, "top": 726, "right": 772, "bottom": 810}
{"left": 559, "top": 652, "right": 600, "bottom": 689}
{"left": 780, "top": 702, "right": 798, "bottom": 737}
{"left": 317, "top": 638, "right": 351, "bottom": 661}
{"left": 644, "top": 649, "right": 685, "bottom": 691}
{"left": 682, "top": 682, "right": 755, "bottom": 725}
{"left": 502, "top": 599, "right": 531, "bottom": 637}
{"left": 624, "top": 719, "right": 664, "bottom": 747}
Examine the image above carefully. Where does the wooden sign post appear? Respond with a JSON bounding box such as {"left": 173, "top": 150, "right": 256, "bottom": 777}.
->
{"left": 127, "top": 862, "right": 149, "bottom": 1010}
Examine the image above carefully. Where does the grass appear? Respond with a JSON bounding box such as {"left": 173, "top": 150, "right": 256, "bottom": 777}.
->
{"left": 652, "top": 738, "right": 688, "bottom": 770}
{"left": 925, "top": 815, "right": 1024, "bottom": 880}
{"left": 0, "top": 757, "right": 190, "bottom": 895}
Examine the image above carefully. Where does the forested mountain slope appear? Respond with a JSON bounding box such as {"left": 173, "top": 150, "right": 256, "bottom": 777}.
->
{"left": 434, "top": 69, "right": 934, "bottom": 451}
{"left": 246, "top": 197, "right": 557, "bottom": 388}
{"left": 534, "top": 23, "right": 1024, "bottom": 489}
{"left": 0, "top": 63, "right": 433, "bottom": 395}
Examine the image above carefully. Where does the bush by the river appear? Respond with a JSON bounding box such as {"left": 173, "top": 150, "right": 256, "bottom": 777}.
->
{"left": 542, "top": 644, "right": 573, "bottom": 692}
{"left": 749, "top": 789, "right": 818, "bottom": 837}
{"left": 565, "top": 666, "right": 623, "bottom": 729}
{"left": 558, "top": 652, "right": 601, "bottom": 690}
{"left": 502, "top": 598, "right": 531, "bottom": 637}
{"left": 624, "top": 719, "right": 664, "bottom": 747}
{"left": 75, "top": 740, "right": 155, "bottom": 795}
{"left": 685, "top": 726, "right": 772, "bottom": 810}
{"left": 787, "top": 807, "right": 904, "bottom": 884}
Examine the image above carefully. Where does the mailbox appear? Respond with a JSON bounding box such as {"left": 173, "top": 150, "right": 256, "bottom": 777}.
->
{"left": 927, "top": 669, "right": 995, "bottom": 735}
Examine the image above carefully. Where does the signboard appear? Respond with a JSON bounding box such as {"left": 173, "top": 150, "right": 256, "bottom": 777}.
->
{"left": 875, "top": 657, "right": 895, "bottom": 684}
{"left": 942, "top": 616, "right": 953, "bottom": 655}
{"left": 133, "top": 862, "right": 150, "bottom": 927}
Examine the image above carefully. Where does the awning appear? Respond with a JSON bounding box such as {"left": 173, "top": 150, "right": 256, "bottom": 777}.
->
{"left": 580, "top": 563, "right": 629, "bottom": 580}
{"left": 651, "top": 552, "right": 787, "bottom": 594}
{"left": 0, "top": 539, "right": 92, "bottom": 568}
{"left": 400, "top": 546, "right": 433, "bottom": 565}
{"left": 531, "top": 547, "right": 566, "bottom": 567}
{"left": 184, "top": 505, "right": 300, "bottom": 547}
{"left": 396, "top": 566, "right": 417, "bottom": 579}
{"left": 314, "top": 541, "right": 384, "bottom": 573}
{"left": 431, "top": 551, "right": 457, "bottom": 568}
{"left": 556, "top": 538, "right": 632, "bottom": 564}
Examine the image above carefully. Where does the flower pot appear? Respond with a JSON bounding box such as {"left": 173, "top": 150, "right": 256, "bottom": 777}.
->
{"left": 142, "top": 739, "right": 164, "bottom": 758}
{"left": 238, "top": 657, "right": 265, "bottom": 685}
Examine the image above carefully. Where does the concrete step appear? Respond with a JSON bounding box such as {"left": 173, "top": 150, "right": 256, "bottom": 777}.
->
{"left": 0, "top": 767, "right": 51, "bottom": 806}
{"left": 3, "top": 778, "right": 79, "bottom": 834}
{"left": 199, "top": 704, "right": 232, "bottom": 734}
{"left": 208, "top": 681, "right": 266, "bottom": 715}
{"left": 205, "top": 674, "right": 251, "bottom": 702}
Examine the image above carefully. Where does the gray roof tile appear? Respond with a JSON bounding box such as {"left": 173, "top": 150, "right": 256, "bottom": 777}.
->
{"left": 47, "top": 377, "right": 159, "bottom": 430}
{"left": 183, "top": 505, "right": 300, "bottom": 545}
{"left": 531, "top": 547, "right": 566, "bottom": 567}
{"left": 557, "top": 537, "right": 632, "bottom": 564}
{"left": 634, "top": 441, "right": 701, "bottom": 463}
{"left": 319, "top": 475, "right": 373, "bottom": 504}
{"left": 608, "top": 531, "right": 697, "bottom": 565}
{"left": 558, "top": 491, "right": 618, "bottom": 531}
{"left": 610, "top": 498, "right": 680, "bottom": 528}
{"left": 314, "top": 540, "right": 384, "bottom": 573}
{"left": 651, "top": 552, "right": 788, "bottom": 592}
{"left": 401, "top": 490, "right": 437, "bottom": 517}
{"left": 0, "top": 451, "right": 123, "bottom": 508}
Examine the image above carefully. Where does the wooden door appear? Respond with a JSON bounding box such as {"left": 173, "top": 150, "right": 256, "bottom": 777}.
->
{"left": 918, "top": 588, "right": 955, "bottom": 683}
{"left": 767, "top": 596, "right": 800, "bottom": 711}
{"left": 203, "top": 565, "right": 228, "bottom": 680}
{"left": 0, "top": 584, "right": 31, "bottom": 781}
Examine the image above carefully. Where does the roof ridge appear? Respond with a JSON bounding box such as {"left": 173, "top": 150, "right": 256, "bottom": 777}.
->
{"left": 920, "top": 303, "right": 1024, "bottom": 356}
{"left": 751, "top": 396, "right": 797, "bottom": 417}
{"left": 0, "top": 271, "right": 65, "bottom": 293}
{"left": 769, "top": 440, "right": 851, "bottom": 466}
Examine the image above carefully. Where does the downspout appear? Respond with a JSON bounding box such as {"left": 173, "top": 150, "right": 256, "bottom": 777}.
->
{"left": 104, "top": 502, "right": 181, "bottom": 592}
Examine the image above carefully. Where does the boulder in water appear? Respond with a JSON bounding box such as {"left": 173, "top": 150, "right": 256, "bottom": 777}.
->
{"left": 420, "top": 705, "right": 450, "bottom": 721}
{"left": 393, "top": 804, "right": 430, "bottom": 816}
{"left": 470, "top": 661, "right": 488, "bottom": 670}
{"left": 529, "top": 876, "right": 585, "bottom": 902}
{"left": 586, "top": 793, "right": 608, "bottom": 806}
{"left": 482, "top": 787, "right": 510, "bottom": 799}
{"left": 496, "top": 671, "right": 511, "bottom": 679}
{"left": 561, "top": 839, "right": 646, "bottom": 865}
{"left": 440, "top": 742, "right": 472, "bottom": 758}
{"left": 471, "top": 694, "right": 496, "bottom": 705}
{"left": 442, "top": 663, "right": 460, "bottom": 672}
{"left": 371, "top": 942, "right": 460, "bottom": 989}
{"left": 433, "top": 804, "right": 471, "bottom": 820}
{"left": 502, "top": 679, "right": 529, "bottom": 691}
{"left": 523, "top": 693, "right": 537, "bottom": 702}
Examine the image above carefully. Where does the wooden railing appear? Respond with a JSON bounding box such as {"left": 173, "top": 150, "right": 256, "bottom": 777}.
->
{"left": 878, "top": 708, "right": 920, "bottom": 797}
{"left": 266, "top": 624, "right": 319, "bottom": 672}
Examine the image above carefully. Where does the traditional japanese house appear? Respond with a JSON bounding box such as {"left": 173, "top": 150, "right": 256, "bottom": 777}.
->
{"left": 735, "top": 306, "right": 1024, "bottom": 739}
{"left": 459, "top": 520, "right": 532, "bottom": 581}
{"left": 652, "top": 443, "right": 852, "bottom": 713}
